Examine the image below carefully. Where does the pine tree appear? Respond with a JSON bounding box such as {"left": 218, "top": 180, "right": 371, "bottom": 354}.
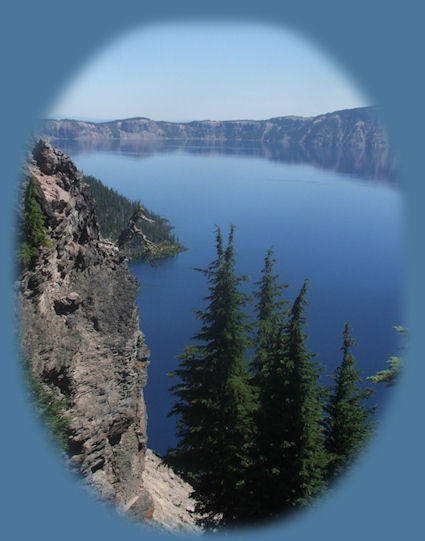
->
{"left": 18, "top": 176, "right": 50, "bottom": 266}
{"left": 278, "top": 279, "right": 328, "bottom": 507}
{"left": 250, "top": 280, "right": 327, "bottom": 521}
{"left": 324, "top": 322, "right": 376, "bottom": 481}
{"left": 248, "top": 318, "right": 290, "bottom": 521}
{"left": 167, "top": 226, "right": 255, "bottom": 527}
{"left": 367, "top": 326, "right": 406, "bottom": 387}
{"left": 250, "top": 248, "right": 289, "bottom": 385}
{"left": 246, "top": 249, "right": 289, "bottom": 520}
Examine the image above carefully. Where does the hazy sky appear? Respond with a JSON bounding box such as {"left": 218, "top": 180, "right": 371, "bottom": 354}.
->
{"left": 48, "top": 22, "right": 369, "bottom": 122}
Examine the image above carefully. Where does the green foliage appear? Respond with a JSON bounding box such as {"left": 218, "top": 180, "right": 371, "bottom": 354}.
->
{"left": 24, "top": 358, "right": 70, "bottom": 452}
{"left": 248, "top": 249, "right": 304, "bottom": 520}
{"left": 367, "top": 326, "right": 406, "bottom": 387}
{"left": 83, "top": 174, "right": 181, "bottom": 245}
{"left": 275, "top": 281, "right": 328, "bottom": 506}
{"left": 18, "top": 242, "right": 35, "bottom": 267}
{"left": 18, "top": 176, "right": 50, "bottom": 266}
{"left": 167, "top": 227, "right": 393, "bottom": 527}
{"left": 250, "top": 247, "right": 289, "bottom": 385}
{"left": 324, "top": 323, "right": 376, "bottom": 481}
{"left": 127, "top": 240, "right": 185, "bottom": 263}
{"left": 83, "top": 174, "right": 136, "bottom": 240}
{"left": 167, "top": 226, "right": 255, "bottom": 527}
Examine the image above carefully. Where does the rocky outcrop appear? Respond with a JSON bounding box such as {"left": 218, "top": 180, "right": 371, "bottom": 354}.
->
{"left": 117, "top": 205, "right": 156, "bottom": 259}
{"left": 19, "top": 140, "right": 201, "bottom": 532}
{"left": 117, "top": 205, "right": 185, "bottom": 263}
{"left": 38, "top": 107, "right": 397, "bottom": 180}
{"left": 142, "top": 450, "right": 201, "bottom": 534}
{"left": 18, "top": 141, "right": 154, "bottom": 519}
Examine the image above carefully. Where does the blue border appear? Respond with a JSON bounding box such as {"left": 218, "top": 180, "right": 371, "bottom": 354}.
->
{"left": 1, "top": 1, "right": 423, "bottom": 540}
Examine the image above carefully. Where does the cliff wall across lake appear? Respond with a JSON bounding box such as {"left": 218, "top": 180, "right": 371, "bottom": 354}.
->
{"left": 38, "top": 106, "right": 397, "bottom": 181}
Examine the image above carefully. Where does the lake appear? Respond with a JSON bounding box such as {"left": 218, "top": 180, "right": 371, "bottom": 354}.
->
{"left": 63, "top": 142, "right": 404, "bottom": 456}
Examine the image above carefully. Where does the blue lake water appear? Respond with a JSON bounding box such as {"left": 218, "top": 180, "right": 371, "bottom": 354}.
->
{"left": 67, "top": 145, "right": 404, "bottom": 456}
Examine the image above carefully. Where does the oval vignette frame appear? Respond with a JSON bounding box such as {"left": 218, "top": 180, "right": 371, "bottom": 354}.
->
{"left": 1, "top": 2, "right": 422, "bottom": 541}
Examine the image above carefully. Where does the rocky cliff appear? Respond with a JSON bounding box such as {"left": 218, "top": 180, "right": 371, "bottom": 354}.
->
{"left": 142, "top": 450, "right": 201, "bottom": 534}
{"left": 18, "top": 141, "right": 198, "bottom": 530}
{"left": 38, "top": 107, "right": 396, "bottom": 180}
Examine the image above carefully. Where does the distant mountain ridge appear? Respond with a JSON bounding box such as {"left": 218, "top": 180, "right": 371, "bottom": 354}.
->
{"left": 38, "top": 107, "right": 397, "bottom": 180}
{"left": 40, "top": 106, "right": 381, "bottom": 141}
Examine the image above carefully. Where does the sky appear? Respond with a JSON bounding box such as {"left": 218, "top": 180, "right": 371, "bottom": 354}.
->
{"left": 47, "top": 22, "right": 369, "bottom": 122}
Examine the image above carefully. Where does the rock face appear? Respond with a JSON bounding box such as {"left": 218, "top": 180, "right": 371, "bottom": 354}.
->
{"left": 142, "top": 450, "right": 201, "bottom": 534}
{"left": 117, "top": 205, "right": 155, "bottom": 260}
{"left": 38, "top": 106, "right": 397, "bottom": 180}
{"left": 18, "top": 141, "right": 154, "bottom": 519}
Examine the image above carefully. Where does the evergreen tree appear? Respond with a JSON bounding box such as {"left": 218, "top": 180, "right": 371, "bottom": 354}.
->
{"left": 324, "top": 322, "right": 376, "bottom": 481}
{"left": 248, "top": 318, "right": 290, "bottom": 520}
{"left": 250, "top": 248, "right": 289, "bottom": 384}
{"left": 246, "top": 249, "right": 289, "bottom": 520}
{"left": 83, "top": 174, "right": 138, "bottom": 240}
{"left": 18, "top": 176, "right": 50, "bottom": 266}
{"left": 167, "top": 226, "right": 255, "bottom": 527}
{"left": 83, "top": 174, "right": 182, "bottom": 248}
{"left": 367, "top": 326, "right": 406, "bottom": 387}
{"left": 251, "top": 280, "right": 327, "bottom": 521}
{"left": 277, "top": 280, "right": 328, "bottom": 507}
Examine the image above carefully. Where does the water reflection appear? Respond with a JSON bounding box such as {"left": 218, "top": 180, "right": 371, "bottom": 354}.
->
{"left": 50, "top": 139, "right": 398, "bottom": 184}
